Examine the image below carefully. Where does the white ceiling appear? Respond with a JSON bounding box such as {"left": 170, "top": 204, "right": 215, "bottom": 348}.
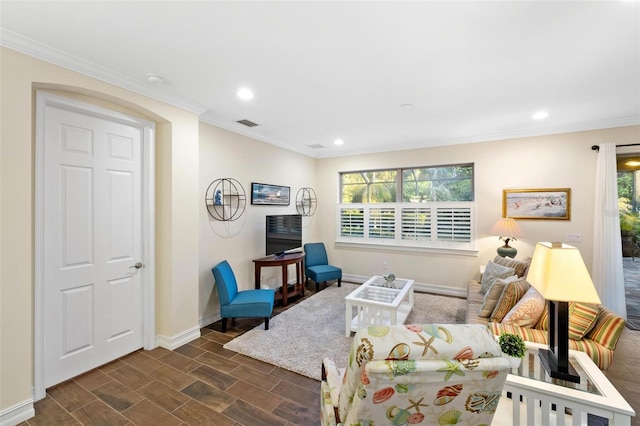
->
{"left": 1, "top": 1, "right": 639, "bottom": 158}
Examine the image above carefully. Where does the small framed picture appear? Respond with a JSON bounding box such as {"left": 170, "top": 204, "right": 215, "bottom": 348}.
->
{"left": 251, "top": 183, "right": 290, "bottom": 205}
{"left": 503, "top": 188, "right": 571, "bottom": 220}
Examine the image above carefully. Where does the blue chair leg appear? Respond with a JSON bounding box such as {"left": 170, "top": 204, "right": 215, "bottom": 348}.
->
{"left": 221, "top": 318, "right": 228, "bottom": 333}
{"left": 338, "top": 278, "right": 341, "bottom": 287}
{"left": 265, "top": 317, "right": 270, "bottom": 330}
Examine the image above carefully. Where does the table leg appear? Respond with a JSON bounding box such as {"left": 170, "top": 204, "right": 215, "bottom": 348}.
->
{"left": 281, "top": 264, "right": 288, "bottom": 307}
{"left": 296, "top": 260, "right": 303, "bottom": 296}
{"left": 345, "top": 301, "right": 352, "bottom": 337}
{"left": 254, "top": 264, "right": 261, "bottom": 290}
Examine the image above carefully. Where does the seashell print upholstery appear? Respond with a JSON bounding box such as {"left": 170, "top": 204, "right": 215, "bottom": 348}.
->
{"left": 320, "top": 324, "right": 511, "bottom": 426}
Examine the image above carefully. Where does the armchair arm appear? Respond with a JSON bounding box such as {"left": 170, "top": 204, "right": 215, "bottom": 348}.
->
{"left": 322, "top": 357, "right": 345, "bottom": 406}
{"left": 320, "top": 380, "right": 338, "bottom": 426}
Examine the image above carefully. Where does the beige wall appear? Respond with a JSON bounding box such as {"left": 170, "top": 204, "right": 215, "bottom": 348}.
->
{"left": 316, "top": 126, "right": 640, "bottom": 292}
{"left": 2, "top": 43, "right": 639, "bottom": 420}
{"left": 198, "top": 123, "right": 317, "bottom": 323}
{"left": 0, "top": 47, "right": 200, "bottom": 412}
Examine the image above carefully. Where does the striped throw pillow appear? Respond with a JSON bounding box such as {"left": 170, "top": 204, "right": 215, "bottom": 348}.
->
{"left": 493, "top": 255, "right": 531, "bottom": 278}
{"left": 568, "top": 303, "right": 599, "bottom": 340}
{"left": 586, "top": 307, "right": 626, "bottom": 351}
{"left": 490, "top": 279, "right": 530, "bottom": 322}
{"left": 534, "top": 303, "right": 549, "bottom": 331}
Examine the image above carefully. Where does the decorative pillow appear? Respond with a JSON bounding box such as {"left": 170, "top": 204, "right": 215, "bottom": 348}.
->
{"left": 568, "top": 302, "right": 600, "bottom": 340}
{"left": 478, "top": 275, "right": 519, "bottom": 317}
{"left": 501, "top": 286, "right": 546, "bottom": 327}
{"left": 490, "top": 279, "right": 531, "bottom": 322}
{"left": 480, "top": 261, "right": 516, "bottom": 294}
{"left": 534, "top": 303, "right": 549, "bottom": 331}
{"left": 493, "top": 255, "right": 532, "bottom": 278}
{"left": 586, "top": 307, "right": 626, "bottom": 350}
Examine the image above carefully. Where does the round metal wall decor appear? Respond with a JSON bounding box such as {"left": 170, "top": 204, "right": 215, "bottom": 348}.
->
{"left": 205, "top": 178, "right": 246, "bottom": 221}
{"left": 295, "top": 187, "right": 317, "bottom": 216}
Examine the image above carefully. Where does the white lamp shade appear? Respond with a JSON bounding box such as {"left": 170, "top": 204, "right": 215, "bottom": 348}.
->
{"left": 488, "top": 217, "right": 524, "bottom": 238}
{"left": 527, "top": 242, "right": 601, "bottom": 304}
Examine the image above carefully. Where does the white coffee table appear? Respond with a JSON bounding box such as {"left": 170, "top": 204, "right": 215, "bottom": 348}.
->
{"left": 345, "top": 275, "right": 415, "bottom": 336}
{"left": 494, "top": 341, "right": 635, "bottom": 425}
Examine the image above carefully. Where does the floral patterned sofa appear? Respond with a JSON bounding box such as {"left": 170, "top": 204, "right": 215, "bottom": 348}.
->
{"left": 320, "top": 324, "right": 511, "bottom": 426}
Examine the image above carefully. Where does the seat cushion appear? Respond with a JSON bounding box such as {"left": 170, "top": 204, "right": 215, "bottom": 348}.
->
{"left": 307, "top": 264, "right": 342, "bottom": 282}
{"left": 221, "top": 289, "right": 274, "bottom": 318}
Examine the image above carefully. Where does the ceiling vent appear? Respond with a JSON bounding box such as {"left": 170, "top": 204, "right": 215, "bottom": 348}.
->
{"left": 236, "top": 119, "right": 258, "bottom": 127}
{"left": 307, "top": 144, "right": 326, "bottom": 149}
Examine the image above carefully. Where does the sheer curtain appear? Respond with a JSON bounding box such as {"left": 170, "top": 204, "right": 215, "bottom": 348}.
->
{"left": 592, "top": 143, "right": 627, "bottom": 319}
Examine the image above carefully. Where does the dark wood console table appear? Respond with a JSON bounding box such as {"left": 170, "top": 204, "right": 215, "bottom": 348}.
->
{"left": 253, "top": 252, "right": 304, "bottom": 307}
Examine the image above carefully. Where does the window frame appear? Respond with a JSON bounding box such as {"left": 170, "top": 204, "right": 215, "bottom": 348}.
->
{"left": 337, "top": 164, "right": 477, "bottom": 255}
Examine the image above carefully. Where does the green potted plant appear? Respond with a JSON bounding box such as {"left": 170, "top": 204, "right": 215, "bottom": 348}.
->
{"left": 498, "top": 333, "right": 526, "bottom": 369}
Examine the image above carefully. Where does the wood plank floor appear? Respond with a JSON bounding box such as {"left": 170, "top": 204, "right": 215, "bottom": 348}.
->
{"left": 22, "top": 284, "right": 325, "bottom": 426}
{"left": 20, "top": 280, "right": 640, "bottom": 425}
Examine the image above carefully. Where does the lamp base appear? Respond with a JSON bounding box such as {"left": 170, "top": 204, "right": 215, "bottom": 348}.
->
{"left": 497, "top": 245, "right": 517, "bottom": 258}
{"left": 538, "top": 348, "right": 580, "bottom": 383}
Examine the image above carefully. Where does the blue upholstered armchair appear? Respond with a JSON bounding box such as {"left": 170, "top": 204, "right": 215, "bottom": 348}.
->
{"left": 211, "top": 260, "right": 275, "bottom": 333}
{"left": 304, "top": 242, "right": 342, "bottom": 292}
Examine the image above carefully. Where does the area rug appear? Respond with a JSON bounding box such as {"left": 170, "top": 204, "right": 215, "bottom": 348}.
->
{"left": 223, "top": 283, "right": 466, "bottom": 380}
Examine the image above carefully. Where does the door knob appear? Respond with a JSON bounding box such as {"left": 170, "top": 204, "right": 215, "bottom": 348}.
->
{"left": 130, "top": 262, "right": 143, "bottom": 269}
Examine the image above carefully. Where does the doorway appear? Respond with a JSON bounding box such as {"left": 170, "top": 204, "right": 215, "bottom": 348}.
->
{"left": 34, "top": 91, "right": 156, "bottom": 400}
{"left": 618, "top": 152, "right": 640, "bottom": 330}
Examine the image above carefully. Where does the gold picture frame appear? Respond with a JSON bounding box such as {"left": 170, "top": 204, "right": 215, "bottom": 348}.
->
{"left": 502, "top": 188, "right": 571, "bottom": 220}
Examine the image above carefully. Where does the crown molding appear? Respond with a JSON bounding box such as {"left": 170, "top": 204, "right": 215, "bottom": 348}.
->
{"left": 311, "top": 116, "right": 640, "bottom": 159}
{"left": 3, "top": 28, "right": 637, "bottom": 159}
{"left": 1, "top": 28, "right": 208, "bottom": 115}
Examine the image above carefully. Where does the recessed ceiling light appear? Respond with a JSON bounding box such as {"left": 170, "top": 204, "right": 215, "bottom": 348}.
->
{"left": 237, "top": 88, "right": 254, "bottom": 100}
{"left": 532, "top": 111, "right": 549, "bottom": 120}
{"left": 146, "top": 73, "right": 163, "bottom": 85}
{"left": 334, "top": 139, "right": 344, "bottom": 146}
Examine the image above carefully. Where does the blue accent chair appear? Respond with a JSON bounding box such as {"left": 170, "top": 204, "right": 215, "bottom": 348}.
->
{"left": 304, "top": 242, "right": 342, "bottom": 292}
{"left": 212, "top": 260, "right": 275, "bottom": 333}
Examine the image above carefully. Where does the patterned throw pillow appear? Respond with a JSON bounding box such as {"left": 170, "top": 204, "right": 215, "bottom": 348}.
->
{"left": 493, "top": 255, "right": 532, "bottom": 278}
{"left": 480, "top": 261, "right": 516, "bottom": 294}
{"left": 478, "top": 275, "right": 519, "bottom": 317}
{"left": 501, "top": 286, "right": 546, "bottom": 327}
{"left": 490, "top": 279, "right": 530, "bottom": 322}
{"left": 534, "top": 303, "right": 549, "bottom": 330}
{"left": 568, "top": 302, "right": 600, "bottom": 340}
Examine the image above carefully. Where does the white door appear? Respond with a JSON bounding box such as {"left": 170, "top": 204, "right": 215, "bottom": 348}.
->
{"left": 41, "top": 98, "right": 145, "bottom": 388}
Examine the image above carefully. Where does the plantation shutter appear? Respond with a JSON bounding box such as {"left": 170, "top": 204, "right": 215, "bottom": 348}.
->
{"left": 436, "top": 207, "right": 472, "bottom": 242}
{"left": 401, "top": 207, "right": 432, "bottom": 240}
{"left": 340, "top": 207, "right": 364, "bottom": 237}
{"left": 369, "top": 207, "right": 395, "bottom": 239}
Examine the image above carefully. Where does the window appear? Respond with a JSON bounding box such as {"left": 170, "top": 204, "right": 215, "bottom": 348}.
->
{"left": 338, "top": 164, "right": 475, "bottom": 251}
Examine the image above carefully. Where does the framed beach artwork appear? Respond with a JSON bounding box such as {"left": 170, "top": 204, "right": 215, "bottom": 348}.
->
{"left": 502, "top": 188, "right": 571, "bottom": 220}
{"left": 251, "top": 182, "right": 290, "bottom": 205}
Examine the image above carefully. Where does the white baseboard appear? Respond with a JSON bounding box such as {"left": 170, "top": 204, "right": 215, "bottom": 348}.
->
{"left": 156, "top": 326, "right": 201, "bottom": 350}
{"left": 342, "top": 274, "right": 466, "bottom": 298}
{"left": 0, "top": 398, "right": 34, "bottom": 426}
{"left": 199, "top": 312, "right": 220, "bottom": 328}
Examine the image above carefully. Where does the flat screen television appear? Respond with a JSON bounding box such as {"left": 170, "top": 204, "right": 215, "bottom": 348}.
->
{"left": 265, "top": 214, "right": 302, "bottom": 257}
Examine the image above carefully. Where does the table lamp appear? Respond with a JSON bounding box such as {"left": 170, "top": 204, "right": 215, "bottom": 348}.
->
{"left": 526, "top": 242, "right": 601, "bottom": 382}
{"left": 488, "top": 217, "right": 524, "bottom": 258}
